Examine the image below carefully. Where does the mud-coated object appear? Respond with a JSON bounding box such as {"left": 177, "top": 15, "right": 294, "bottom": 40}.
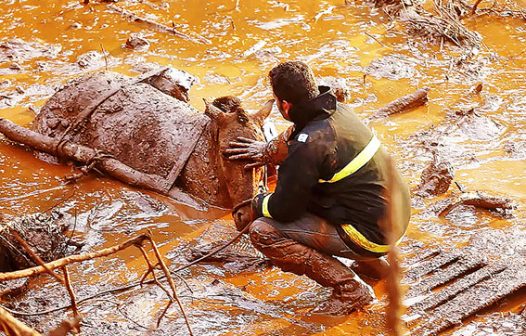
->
{"left": 32, "top": 70, "right": 272, "bottom": 211}
{"left": 403, "top": 230, "right": 526, "bottom": 335}
{"left": 34, "top": 70, "right": 207, "bottom": 186}
{"left": 0, "top": 212, "right": 68, "bottom": 272}
{"left": 249, "top": 219, "right": 375, "bottom": 315}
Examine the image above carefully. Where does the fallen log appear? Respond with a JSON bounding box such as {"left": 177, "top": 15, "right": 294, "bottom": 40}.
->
{"left": 372, "top": 87, "right": 429, "bottom": 119}
{"left": 0, "top": 118, "right": 172, "bottom": 195}
{"left": 438, "top": 191, "right": 515, "bottom": 217}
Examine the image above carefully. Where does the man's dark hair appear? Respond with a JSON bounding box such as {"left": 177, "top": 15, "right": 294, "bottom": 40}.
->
{"left": 269, "top": 61, "right": 319, "bottom": 104}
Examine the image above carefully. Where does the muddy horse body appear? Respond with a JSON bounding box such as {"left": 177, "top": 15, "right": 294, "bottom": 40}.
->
{"left": 33, "top": 69, "right": 270, "bottom": 220}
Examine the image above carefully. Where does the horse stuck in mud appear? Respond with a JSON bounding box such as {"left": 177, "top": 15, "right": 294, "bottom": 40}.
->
{"left": 0, "top": 69, "right": 524, "bottom": 335}
{"left": 0, "top": 67, "right": 274, "bottom": 229}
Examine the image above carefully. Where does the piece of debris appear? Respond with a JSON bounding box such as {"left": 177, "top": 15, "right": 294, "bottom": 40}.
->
{"left": 185, "top": 221, "right": 268, "bottom": 273}
{"left": 404, "top": 230, "right": 526, "bottom": 335}
{"left": 9, "top": 63, "right": 21, "bottom": 71}
{"left": 125, "top": 33, "right": 150, "bottom": 51}
{"left": 372, "top": 0, "right": 481, "bottom": 48}
{"left": 415, "top": 152, "right": 454, "bottom": 196}
{"left": 373, "top": 87, "right": 429, "bottom": 118}
{"left": 76, "top": 50, "right": 108, "bottom": 68}
{"left": 0, "top": 211, "right": 69, "bottom": 272}
{"left": 0, "top": 39, "right": 61, "bottom": 63}
{"left": 108, "top": 4, "right": 211, "bottom": 45}
{"left": 411, "top": 258, "right": 526, "bottom": 336}
{"left": 437, "top": 191, "right": 515, "bottom": 217}
{"left": 242, "top": 40, "right": 267, "bottom": 58}
{"left": 365, "top": 54, "right": 419, "bottom": 80}
{"left": 470, "top": 81, "right": 483, "bottom": 94}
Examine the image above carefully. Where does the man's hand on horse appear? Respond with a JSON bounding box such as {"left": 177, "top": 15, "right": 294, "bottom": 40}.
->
{"left": 224, "top": 137, "right": 268, "bottom": 169}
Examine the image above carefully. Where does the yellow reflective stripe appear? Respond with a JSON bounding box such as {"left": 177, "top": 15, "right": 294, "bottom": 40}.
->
{"left": 341, "top": 223, "right": 404, "bottom": 253}
{"left": 262, "top": 194, "right": 273, "bottom": 218}
{"left": 320, "top": 135, "right": 381, "bottom": 184}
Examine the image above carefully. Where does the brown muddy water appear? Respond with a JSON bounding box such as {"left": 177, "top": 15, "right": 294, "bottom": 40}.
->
{"left": 0, "top": 0, "right": 525, "bottom": 335}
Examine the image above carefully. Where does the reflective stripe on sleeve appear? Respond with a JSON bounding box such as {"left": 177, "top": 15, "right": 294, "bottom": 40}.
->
{"left": 341, "top": 223, "right": 404, "bottom": 253}
{"left": 262, "top": 194, "right": 273, "bottom": 218}
{"left": 320, "top": 135, "right": 381, "bottom": 183}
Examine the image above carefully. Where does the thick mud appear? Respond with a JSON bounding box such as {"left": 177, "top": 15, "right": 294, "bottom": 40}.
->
{"left": 0, "top": 0, "right": 525, "bottom": 335}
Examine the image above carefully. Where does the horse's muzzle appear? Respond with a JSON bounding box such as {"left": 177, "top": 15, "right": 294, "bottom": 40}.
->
{"left": 232, "top": 204, "right": 254, "bottom": 232}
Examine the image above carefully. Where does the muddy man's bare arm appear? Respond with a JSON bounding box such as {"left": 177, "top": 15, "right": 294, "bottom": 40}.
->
{"left": 225, "top": 125, "right": 294, "bottom": 169}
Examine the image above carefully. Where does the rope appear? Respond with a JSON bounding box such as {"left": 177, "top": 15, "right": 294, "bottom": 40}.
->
{"left": 53, "top": 67, "right": 169, "bottom": 156}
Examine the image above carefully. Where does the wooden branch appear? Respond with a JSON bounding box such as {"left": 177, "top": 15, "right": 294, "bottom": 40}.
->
{"left": 471, "top": 0, "right": 484, "bottom": 15}
{"left": 0, "top": 233, "right": 192, "bottom": 332}
{"left": 373, "top": 87, "right": 429, "bottom": 118}
{"left": 0, "top": 306, "right": 42, "bottom": 336}
{"left": 11, "top": 230, "right": 65, "bottom": 284}
{"left": 0, "top": 118, "right": 172, "bottom": 194}
{"left": 438, "top": 192, "right": 515, "bottom": 217}
{"left": 61, "top": 266, "right": 80, "bottom": 323}
{"left": 0, "top": 235, "right": 149, "bottom": 282}
{"left": 148, "top": 232, "right": 193, "bottom": 335}
{"left": 108, "top": 4, "right": 211, "bottom": 45}
{"left": 48, "top": 318, "right": 81, "bottom": 336}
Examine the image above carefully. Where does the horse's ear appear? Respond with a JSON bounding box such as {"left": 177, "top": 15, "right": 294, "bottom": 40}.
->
{"left": 204, "top": 98, "right": 229, "bottom": 123}
{"left": 251, "top": 99, "right": 274, "bottom": 125}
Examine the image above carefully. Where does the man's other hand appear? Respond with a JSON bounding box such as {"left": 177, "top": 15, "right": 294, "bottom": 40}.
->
{"left": 224, "top": 137, "right": 268, "bottom": 169}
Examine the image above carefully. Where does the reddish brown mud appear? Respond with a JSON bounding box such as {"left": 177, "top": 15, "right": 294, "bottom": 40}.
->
{"left": 0, "top": 0, "right": 525, "bottom": 335}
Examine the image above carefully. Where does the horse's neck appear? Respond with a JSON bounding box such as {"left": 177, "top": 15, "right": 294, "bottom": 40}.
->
{"left": 177, "top": 124, "right": 231, "bottom": 208}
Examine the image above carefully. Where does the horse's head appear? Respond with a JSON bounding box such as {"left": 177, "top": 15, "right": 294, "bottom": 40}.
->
{"left": 204, "top": 96, "right": 273, "bottom": 230}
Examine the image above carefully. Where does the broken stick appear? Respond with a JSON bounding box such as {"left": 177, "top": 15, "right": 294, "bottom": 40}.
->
{"left": 0, "top": 118, "right": 172, "bottom": 194}
{"left": 438, "top": 192, "right": 515, "bottom": 217}
{"left": 108, "top": 4, "right": 211, "bottom": 45}
{"left": 0, "top": 234, "right": 193, "bottom": 334}
{"left": 0, "top": 235, "right": 149, "bottom": 282}
{"left": 371, "top": 87, "right": 429, "bottom": 119}
{"left": 0, "top": 306, "right": 41, "bottom": 336}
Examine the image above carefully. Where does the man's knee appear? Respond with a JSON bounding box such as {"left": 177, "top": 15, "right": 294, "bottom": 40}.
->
{"left": 249, "top": 218, "right": 282, "bottom": 248}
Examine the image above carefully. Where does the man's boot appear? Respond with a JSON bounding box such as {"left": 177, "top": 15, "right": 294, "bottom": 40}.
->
{"left": 249, "top": 220, "right": 375, "bottom": 315}
{"left": 350, "top": 258, "right": 390, "bottom": 280}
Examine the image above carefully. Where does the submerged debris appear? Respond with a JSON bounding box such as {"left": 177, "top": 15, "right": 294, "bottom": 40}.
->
{"left": 437, "top": 191, "right": 515, "bottom": 217}
{"left": 372, "top": 0, "right": 481, "bottom": 48}
{"left": 0, "top": 211, "right": 69, "bottom": 272}
{"left": 125, "top": 33, "right": 150, "bottom": 51}
{"left": 415, "top": 152, "right": 454, "bottom": 196}
{"left": 404, "top": 230, "right": 526, "bottom": 335}
{"left": 373, "top": 87, "right": 429, "bottom": 118}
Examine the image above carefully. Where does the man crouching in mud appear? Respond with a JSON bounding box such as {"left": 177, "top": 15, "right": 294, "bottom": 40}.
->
{"left": 225, "top": 61, "right": 411, "bottom": 315}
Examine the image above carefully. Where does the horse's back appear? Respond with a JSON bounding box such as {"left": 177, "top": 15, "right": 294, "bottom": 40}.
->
{"left": 35, "top": 71, "right": 208, "bottom": 179}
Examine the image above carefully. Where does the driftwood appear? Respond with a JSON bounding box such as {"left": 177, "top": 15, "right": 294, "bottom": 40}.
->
{"left": 366, "top": 0, "right": 481, "bottom": 48}
{"left": 0, "top": 118, "right": 172, "bottom": 194}
{"left": 108, "top": 4, "right": 211, "bottom": 45}
{"left": 438, "top": 191, "right": 515, "bottom": 217}
{"left": 0, "top": 233, "right": 193, "bottom": 335}
{"left": 373, "top": 87, "right": 429, "bottom": 118}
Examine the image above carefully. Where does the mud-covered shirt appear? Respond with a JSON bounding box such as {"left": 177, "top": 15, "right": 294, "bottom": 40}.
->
{"left": 254, "top": 87, "right": 411, "bottom": 245}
